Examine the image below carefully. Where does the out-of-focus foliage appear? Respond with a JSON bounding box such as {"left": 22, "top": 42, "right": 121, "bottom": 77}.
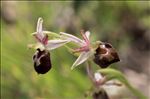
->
{"left": 1, "top": 1, "right": 150, "bottom": 99}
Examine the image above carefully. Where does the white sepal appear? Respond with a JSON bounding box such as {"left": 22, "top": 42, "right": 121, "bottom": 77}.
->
{"left": 46, "top": 39, "right": 70, "bottom": 50}
{"left": 71, "top": 51, "right": 91, "bottom": 70}
{"left": 60, "top": 32, "right": 85, "bottom": 46}
{"left": 36, "top": 17, "right": 43, "bottom": 34}
{"left": 36, "top": 17, "right": 45, "bottom": 39}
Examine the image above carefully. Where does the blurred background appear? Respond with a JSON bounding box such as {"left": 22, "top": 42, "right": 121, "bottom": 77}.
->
{"left": 1, "top": 1, "right": 150, "bottom": 99}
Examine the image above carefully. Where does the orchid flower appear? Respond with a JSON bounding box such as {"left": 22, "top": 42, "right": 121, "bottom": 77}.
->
{"left": 30, "top": 17, "right": 70, "bottom": 74}
{"left": 60, "top": 31, "right": 120, "bottom": 70}
{"left": 60, "top": 30, "right": 95, "bottom": 70}
{"left": 31, "top": 17, "right": 70, "bottom": 51}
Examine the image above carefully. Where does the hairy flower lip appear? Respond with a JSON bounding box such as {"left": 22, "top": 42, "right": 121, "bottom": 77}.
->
{"left": 93, "top": 42, "right": 120, "bottom": 68}
{"left": 33, "top": 48, "right": 51, "bottom": 74}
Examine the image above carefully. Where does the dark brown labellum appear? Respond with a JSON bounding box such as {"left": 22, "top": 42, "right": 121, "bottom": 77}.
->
{"left": 92, "top": 89, "right": 109, "bottom": 99}
{"left": 33, "top": 49, "right": 51, "bottom": 74}
{"left": 93, "top": 42, "right": 120, "bottom": 68}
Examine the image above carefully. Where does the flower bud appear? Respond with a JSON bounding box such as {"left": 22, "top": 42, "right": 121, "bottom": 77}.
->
{"left": 93, "top": 42, "right": 120, "bottom": 68}
{"left": 33, "top": 49, "right": 51, "bottom": 74}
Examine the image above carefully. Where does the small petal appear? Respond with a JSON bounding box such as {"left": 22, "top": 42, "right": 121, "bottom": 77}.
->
{"left": 46, "top": 39, "right": 70, "bottom": 50}
{"left": 85, "top": 31, "right": 90, "bottom": 40}
{"left": 71, "top": 51, "right": 92, "bottom": 70}
{"left": 60, "top": 32, "right": 85, "bottom": 46}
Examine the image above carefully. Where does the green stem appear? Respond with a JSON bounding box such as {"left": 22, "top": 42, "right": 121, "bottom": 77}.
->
{"left": 86, "top": 61, "right": 95, "bottom": 84}
{"left": 124, "top": 81, "right": 147, "bottom": 99}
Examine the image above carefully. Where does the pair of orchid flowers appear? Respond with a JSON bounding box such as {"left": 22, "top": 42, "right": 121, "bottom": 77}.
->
{"left": 30, "top": 17, "right": 120, "bottom": 74}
